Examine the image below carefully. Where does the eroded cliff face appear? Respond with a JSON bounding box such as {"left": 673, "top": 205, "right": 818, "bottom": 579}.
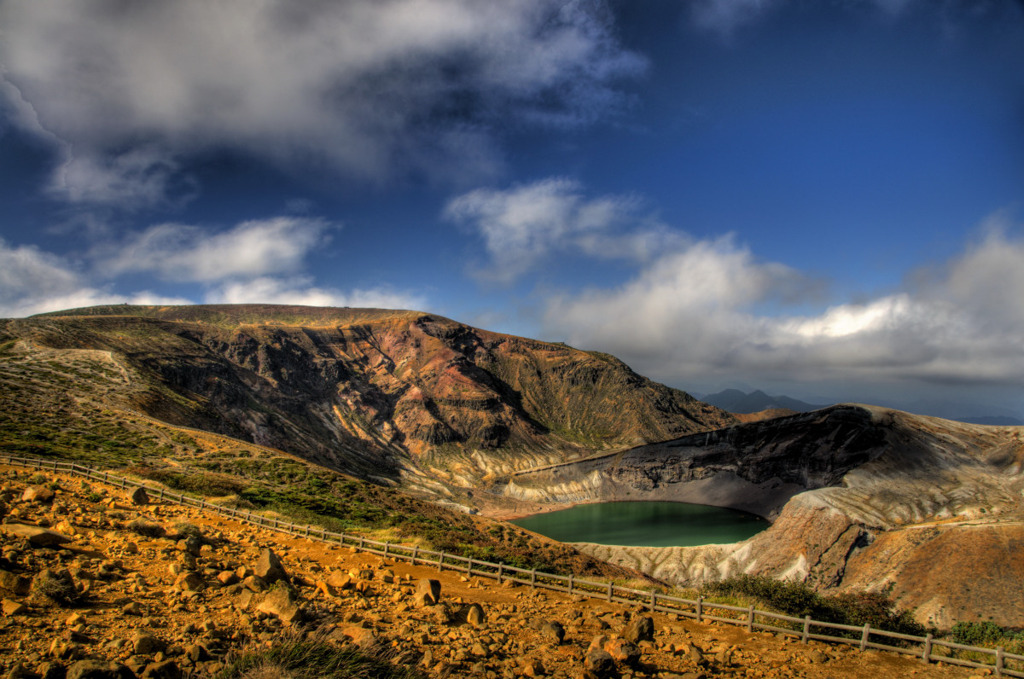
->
{"left": 502, "top": 406, "right": 889, "bottom": 518}
{"left": 520, "top": 405, "right": 1024, "bottom": 627}
{"left": 8, "top": 305, "right": 734, "bottom": 486}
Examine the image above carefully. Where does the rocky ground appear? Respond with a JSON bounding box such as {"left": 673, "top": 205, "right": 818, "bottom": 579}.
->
{"left": 0, "top": 465, "right": 990, "bottom": 679}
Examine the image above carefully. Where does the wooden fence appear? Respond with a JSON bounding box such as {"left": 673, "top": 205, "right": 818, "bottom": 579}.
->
{"left": 2, "top": 453, "right": 1021, "bottom": 677}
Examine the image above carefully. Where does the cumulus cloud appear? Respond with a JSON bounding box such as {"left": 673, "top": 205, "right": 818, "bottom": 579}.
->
{"left": 543, "top": 227, "right": 1024, "bottom": 389}
{"left": 0, "top": 0, "right": 645, "bottom": 205}
{"left": 49, "top": 147, "right": 194, "bottom": 209}
{"left": 0, "top": 239, "right": 187, "bottom": 318}
{"left": 206, "top": 277, "right": 426, "bottom": 311}
{"left": 0, "top": 216, "right": 424, "bottom": 318}
{"left": 444, "top": 178, "right": 684, "bottom": 282}
{"left": 97, "top": 217, "right": 331, "bottom": 283}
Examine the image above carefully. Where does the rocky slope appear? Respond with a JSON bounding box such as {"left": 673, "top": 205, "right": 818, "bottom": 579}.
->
{"left": 1, "top": 305, "right": 733, "bottom": 492}
{"left": 0, "top": 465, "right": 981, "bottom": 679}
{"left": 506, "top": 406, "right": 1024, "bottom": 628}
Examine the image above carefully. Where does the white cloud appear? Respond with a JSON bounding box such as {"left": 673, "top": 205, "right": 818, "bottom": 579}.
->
{"left": 0, "top": 216, "right": 423, "bottom": 318}
{"left": 98, "top": 217, "right": 330, "bottom": 283}
{"left": 0, "top": 0, "right": 645, "bottom": 205}
{"left": 49, "top": 147, "right": 194, "bottom": 209}
{"left": 0, "top": 238, "right": 187, "bottom": 318}
{"left": 444, "top": 178, "right": 684, "bottom": 282}
{"left": 207, "top": 277, "right": 426, "bottom": 311}
{"left": 543, "top": 226, "right": 1024, "bottom": 389}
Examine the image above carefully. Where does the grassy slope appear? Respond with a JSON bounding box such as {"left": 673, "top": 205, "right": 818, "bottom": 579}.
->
{"left": 0, "top": 315, "right": 642, "bottom": 579}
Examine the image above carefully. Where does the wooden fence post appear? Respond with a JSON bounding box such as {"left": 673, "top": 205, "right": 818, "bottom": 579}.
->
{"left": 747, "top": 605, "right": 755, "bottom": 632}
{"left": 437, "top": 552, "right": 445, "bottom": 572}
{"left": 650, "top": 591, "right": 657, "bottom": 612}
{"left": 802, "top": 616, "right": 811, "bottom": 644}
{"left": 607, "top": 582, "right": 613, "bottom": 602}
{"left": 497, "top": 564, "right": 503, "bottom": 583}
{"left": 383, "top": 542, "right": 389, "bottom": 558}
{"left": 568, "top": 575, "right": 573, "bottom": 595}
{"left": 997, "top": 647, "right": 1005, "bottom": 677}
{"left": 696, "top": 596, "right": 703, "bottom": 623}
{"left": 530, "top": 569, "right": 537, "bottom": 588}
{"left": 860, "top": 624, "right": 870, "bottom": 652}
{"left": 921, "top": 634, "right": 933, "bottom": 664}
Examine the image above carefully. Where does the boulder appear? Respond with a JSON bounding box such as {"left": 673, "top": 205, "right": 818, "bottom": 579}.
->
{"left": 584, "top": 649, "right": 617, "bottom": 679}
{"left": 624, "top": 616, "right": 654, "bottom": 643}
{"left": 465, "top": 603, "right": 486, "bottom": 627}
{"left": 131, "top": 631, "right": 164, "bottom": 655}
{"left": 140, "top": 660, "right": 181, "bottom": 679}
{"left": 172, "top": 572, "right": 204, "bottom": 593}
{"left": 540, "top": 620, "right": 565, "bottom": 644}
{"left": 520, "top": 657, "right": 545, "bottom": 677}
{"left": 0, "top": 569, "right": 32, "bottom": 596}
{"left": 255, "top": 548, "right": 288, "bottom": 584}
{"left": 341, "top": 625, "right": 379, "bottom": 649}
{"left": 65, "top": 660, "right": 134, "bottom": 679}
{"left": 0, "top": 524, "right": 72, "bottom": 548}
{"left": 22, "top": 486, "right": 55, "bottom": 503}
{"left": 2, "top": 598, "right": 27, "bottom": 616}
{"left": 415, "top": 579, "right": 441, "bottom": 606}
{"left": 129, "top": 487, "right": 149, "bottom": 506}
{"left": 604, "top": 638, "right": 640, "bottom": 667}
{"left": 256, "top": 587, "right": 301, "bottom": 623}
{"left": 327, "top": 571, "right": 352, "bottom": 591}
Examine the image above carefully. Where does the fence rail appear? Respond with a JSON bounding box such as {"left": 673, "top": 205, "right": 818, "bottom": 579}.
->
{"left": 2, "top": 453, "right": 1021, "bottom": 677}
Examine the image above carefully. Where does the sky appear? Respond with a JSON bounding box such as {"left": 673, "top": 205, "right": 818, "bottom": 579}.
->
{"left": 1, "top": 0, "right": 1023, "bottom": 419}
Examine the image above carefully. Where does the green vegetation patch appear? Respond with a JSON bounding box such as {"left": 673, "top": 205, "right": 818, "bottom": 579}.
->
{"left": 703, "top": 575, "right": 925, "bottom": 638}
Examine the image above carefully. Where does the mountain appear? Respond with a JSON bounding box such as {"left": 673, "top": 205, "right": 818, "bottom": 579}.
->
{"left": 1, "top": 304, "right": 734, "bottom": 494}
{"left": 506, "top": 404, "right": 1024, "bottom": 628}
{"left": 700, "top": 389, "right": 826, "bottom": 414}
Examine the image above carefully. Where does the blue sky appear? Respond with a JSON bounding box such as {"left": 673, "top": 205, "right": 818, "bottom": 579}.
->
{"left": 1, "top": 0, "right": 1023, "bottom": 417}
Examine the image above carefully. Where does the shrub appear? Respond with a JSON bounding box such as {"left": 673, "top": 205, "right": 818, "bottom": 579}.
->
{"left": 128, "top": 518, "right": 166, "bottom": 538}
{"left": 170, "top": 521, "right": 203, "bottom": 541}
{"left": 703, "top": 575, "right": 924, "bottom": 637}
{"left": 215, "top": 629, "right": 423, "bottom": 679}
{"left": 33, "top": 569, "right": 83, "bottom": 607}
{"left": 951, "top": 621, "right": 1021, "bottom": 646}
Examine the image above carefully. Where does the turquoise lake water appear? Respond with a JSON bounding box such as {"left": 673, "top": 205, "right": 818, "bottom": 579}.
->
{"left": 510, "top": 501, "right": 767, "bottom": 547}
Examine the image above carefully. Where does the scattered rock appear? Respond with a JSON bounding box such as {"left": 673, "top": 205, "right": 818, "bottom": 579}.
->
{"left": 584, "top": 648, "right": 617, "bottom": 679}
{"left": 415, "top": 579, "right": 441, "bottom": 606}
{"left": 129, "top": 487, "right": 149, "bottom": 506}
{"left": 65, "top": 659, "right": 134, "bottom": 679}
{"left": 22, "top": 486, "right": 55, "bottom": 503}
{"left": 540, "top": 620, "right": 565, "bottom": 644}
{"left": 0, "top": 524, "right": 72, "bottom": 548}
{"left": 465, "top": 602, "right": 486, "bottom": 627}
{"left": 2, "top": 598, "right": 27, "bottom": 616}
{"left": 341, "top": 625, "right": 379, "bottom": 649}
{"left": 327, "top": 571, "right": 352, "bottom": 591}
{"left": 624, "top": 615, "right": 654, "bottom": 643}
{"left": 121, "top": 601, "right": 145, "bottom": 616}
{"left": 256, "top": 587, "right": 301, "bottom": 623}
{"left": 172, "top": 572, "right": 203, "bottom": 593}
{"left": 140, "top": 660, "right": 180, "bottom": 679}
{"left": 0, "top": 569, "right": 32, "bottom": 596}
{"left": 604, "top": 638, "right": 641, "bottom": 667}
{"left": 520, "top": 657, "right": 545, "bottom": 677}
{"left": 807, "top": 648, "right": 828, "bottom": 663}
{"left": 131, "top": 631, "right": 164, "bottom": 655}
{"left": 254, "top": 549, "right": 288, "bottom": 584}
